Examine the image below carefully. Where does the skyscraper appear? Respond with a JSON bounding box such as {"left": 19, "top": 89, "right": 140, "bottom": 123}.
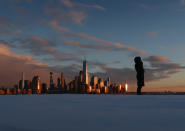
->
{"left": 31, "top": 76, "right": 41, "bottom": 94}
{"left": 83, "top": 60, "right": 89, "bottom": 85}
{"left": 90, "top": 75, "right": 98, "bottom": 89}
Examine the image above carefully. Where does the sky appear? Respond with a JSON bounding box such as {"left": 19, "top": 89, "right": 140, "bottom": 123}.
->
{"left": 0, "top": 0, "right": 185, "bottom": 92}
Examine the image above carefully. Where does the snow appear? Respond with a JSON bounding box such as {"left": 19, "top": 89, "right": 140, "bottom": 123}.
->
{"left": 1, "top": 94, "right": 185, "bottom": 131}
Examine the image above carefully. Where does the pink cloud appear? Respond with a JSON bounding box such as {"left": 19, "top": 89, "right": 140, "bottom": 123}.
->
{"left": 144, "top": 55, "right": 169, "bottom": 63}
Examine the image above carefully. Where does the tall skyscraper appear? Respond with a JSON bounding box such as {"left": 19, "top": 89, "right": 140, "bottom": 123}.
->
{"left": 83, "top": 60, "right": 89, "bottom": 85}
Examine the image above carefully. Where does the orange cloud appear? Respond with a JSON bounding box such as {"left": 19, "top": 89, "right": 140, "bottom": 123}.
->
{"left": 0, "top": 44, "right": 45, "bottom": 66}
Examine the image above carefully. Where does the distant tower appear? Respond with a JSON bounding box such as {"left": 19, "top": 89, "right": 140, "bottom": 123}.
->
{"left": 50, "top": 72, "right": 54, "bottom": 88}
{"left": 83, "top": 60, "right": 89, "bottom": 85}
{"left": 61, "top": 72, "right": 65, "bottom": 89}
{"left": 21, "top": 72, "right": 24, "bottom": 90}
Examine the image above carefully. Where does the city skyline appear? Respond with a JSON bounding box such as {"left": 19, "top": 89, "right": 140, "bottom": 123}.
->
{"left": 0, "top": 0, "right": 185, "bottom": 92}
{"left": 0, "top": 59, "right": 128, "bottom": 95}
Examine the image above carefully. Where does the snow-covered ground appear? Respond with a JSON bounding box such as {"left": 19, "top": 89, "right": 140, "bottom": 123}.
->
{"left": 1, "top": 94, "right": 185, "bottom": 131}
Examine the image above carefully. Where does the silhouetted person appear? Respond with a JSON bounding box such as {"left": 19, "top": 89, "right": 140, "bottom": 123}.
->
{"left": 134, "top": 57, "right": 144, "bottom": 95}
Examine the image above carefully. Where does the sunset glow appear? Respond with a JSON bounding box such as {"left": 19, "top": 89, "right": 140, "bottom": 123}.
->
{"left": 125, "top": 83, "right": 128, "bottom": 92}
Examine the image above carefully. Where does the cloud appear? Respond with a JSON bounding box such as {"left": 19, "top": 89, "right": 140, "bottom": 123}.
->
{"left": 9, "top": 36, "right": 81, "bottom": 63}
{"left": 144, "top": 55, "right": 185, "bottom": 77}
{"left": 144, "top": 55, "right": 169, "bottom": 64}
{"left": 60, "top": 0, "right": 106, "bottom": 11}
{"left": 0, "top": 16, "right": 22, "bottom": 35}
{"left": 45, "top": 7, "right": 87, "bottom": 25}
{"left": 63, "top": 39, "right": 113, "bottom": 50}
{"left": 68, "top": 10, "right": 87, "bottom": 25}
{"left": 60, "top": 0, "right": 74, "bottom": 7}
{"left": 49, "top": 21, "right": 146, "bottom": 55}
{"left": 0, "top": 43, "right": 45, "bottom": 66}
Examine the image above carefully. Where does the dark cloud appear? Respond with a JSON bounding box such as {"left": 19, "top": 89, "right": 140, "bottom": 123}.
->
{"left": 7, "top": 36, "right": 80, "bottom": 63}
{"left": 143, "top": 55, "right": 185, "bottom": 80}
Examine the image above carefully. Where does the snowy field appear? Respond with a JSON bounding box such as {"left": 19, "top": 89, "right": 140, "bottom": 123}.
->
{"left": 1, "top": 95, "right": 185, "bottom": 131}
